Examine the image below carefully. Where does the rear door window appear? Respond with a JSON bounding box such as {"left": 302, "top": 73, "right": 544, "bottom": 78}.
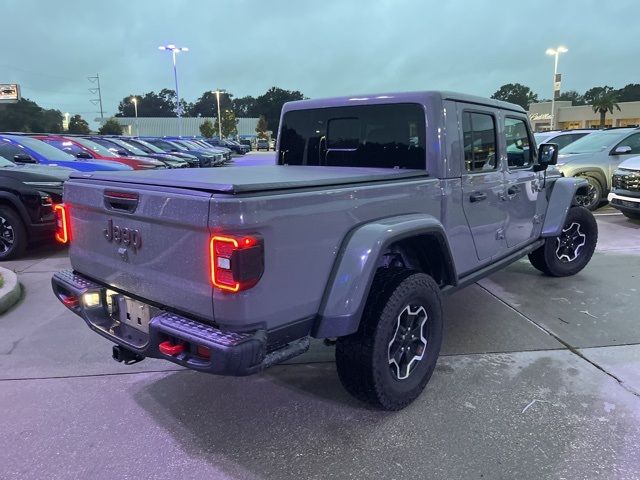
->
{"left": 279, "top": 103, "right": 426, "bottom": 169}
{"left": 462, "top": 111, "right": 497, "bottom": 172}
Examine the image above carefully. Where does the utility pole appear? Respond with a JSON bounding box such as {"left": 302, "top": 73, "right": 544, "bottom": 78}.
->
{"left": 88, "top": 73, "right": 104, "bottom": 121}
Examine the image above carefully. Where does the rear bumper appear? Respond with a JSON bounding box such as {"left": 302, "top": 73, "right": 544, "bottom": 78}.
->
{"left": 51, "top": 269, "right": 307, "bottom": 376}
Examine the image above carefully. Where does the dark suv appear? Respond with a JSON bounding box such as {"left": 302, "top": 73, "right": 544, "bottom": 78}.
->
{"left": 0, "top": 155, "right": 70, "bottom": 260}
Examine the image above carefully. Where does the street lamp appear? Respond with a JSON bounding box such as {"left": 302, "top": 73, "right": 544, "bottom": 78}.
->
{"left": 545, "top": 46, "right": 568, "bottom": 130}
{"left": 212, "top": 89, "right": 225, "bottom": 139}
{"left": 158, "top": 44, "right": 189, "bottom": 136}
{"left": 130, "top": 97, "right": 139, "bottom": 136}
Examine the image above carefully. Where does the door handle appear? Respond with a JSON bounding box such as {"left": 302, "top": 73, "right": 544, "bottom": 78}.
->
{"left": 470, "top": 192, "right": 487, "bottom": 203}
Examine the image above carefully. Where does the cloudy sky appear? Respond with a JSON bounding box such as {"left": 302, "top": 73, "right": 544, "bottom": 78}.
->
{"left": 2, "top": 0, "right": 638, "bottom": 124}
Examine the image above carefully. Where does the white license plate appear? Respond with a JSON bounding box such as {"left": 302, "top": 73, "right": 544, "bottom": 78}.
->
{"left": 114, "top": 296, "right": 159, "bottom": 333}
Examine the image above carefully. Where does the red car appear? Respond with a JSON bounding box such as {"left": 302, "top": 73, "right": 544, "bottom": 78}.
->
{"left": 32, "top": 135, "right": 163, "bottom": 170}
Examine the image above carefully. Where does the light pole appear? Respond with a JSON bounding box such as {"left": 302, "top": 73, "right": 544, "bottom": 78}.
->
{"left": 130, "top": 97, "right": 139, "bottom": 136}
{"left": 213, "top": 89, "right": 225, "bottom": 139}
{"left": 158, "top": 44, "right": 189, "bottom": 136}
{"left": 545, "top": 46, "right": 568, "bottom": 130}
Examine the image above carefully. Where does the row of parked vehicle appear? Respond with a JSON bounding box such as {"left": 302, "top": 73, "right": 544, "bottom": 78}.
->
{"left": 534, "top": 127, "right": 640, "bottom": 218}
{"left": 0, "top": 133, "right": 250, "bottom": 260}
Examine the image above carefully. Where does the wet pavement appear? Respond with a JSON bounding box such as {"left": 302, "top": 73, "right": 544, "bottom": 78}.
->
{"left": 0, "top": 207, "right": 638, "bottom": 479}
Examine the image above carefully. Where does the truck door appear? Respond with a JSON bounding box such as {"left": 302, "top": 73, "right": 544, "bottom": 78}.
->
{"left": 460, "top": 108, "right": 507, "bottom": 260}
{"left": 502, "top": 116, "right": 541, "bottom": 248}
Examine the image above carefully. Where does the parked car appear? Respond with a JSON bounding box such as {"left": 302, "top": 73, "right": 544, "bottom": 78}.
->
{"left": 125, "top": 138, "right": 200, "bottom": 168}
{"left": 556, "top": 127, "right": 640, "bottom": 210}
{"left": 0, "top": 134, "right": 131, "bottom": 172}
{"left": 33, "top": 135, "right": 163, "bottom": 170}
{"left": 534, "top": 129, "right": 593, "bottom": 150}
{"left": 85, "top": 137, "right": 186, "bottom": 169}
{"left": 0, "top": 155, "right": 71, "bottom": 260}
{"left": 237, "top": 136, "right": 253, "bottom": 151}
{"left": 142, "top": 137, "right": 220, "bottom": 167}
{"left": 52, "top": 91, "right": 596, "bottom": 410}
{"left": 204, "top": 138, "right": 249, "bottom": 155}
{"left": 256, "top": 138, "right": 269, "bottom": 151}
{"left": 608, "top": 156, "right": 640, "bottom": 220}
{"left": 166, "top": 138, "right": 232, "bottom": 163}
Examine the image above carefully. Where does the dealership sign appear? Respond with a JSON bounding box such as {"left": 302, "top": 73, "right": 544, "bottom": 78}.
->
{"left": 0, "top": 84, "right": 21, "bottom": 103}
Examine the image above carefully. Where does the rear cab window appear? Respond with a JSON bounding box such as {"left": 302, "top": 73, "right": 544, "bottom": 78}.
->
{"left": 278, "top": 103, "right": 426, "bottom": 170}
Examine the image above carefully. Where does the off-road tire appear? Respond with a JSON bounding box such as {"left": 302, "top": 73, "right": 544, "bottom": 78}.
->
{"left": 528, "top": 206, "right": 597, "bottom": 277}
{"left": 0, "top": 206, "right": 27, "bottom": 261}
{"left": 335, "top": 268, "right": 443, "bottom": 410}
{"left": 622, "top": 211, "right": 640, "bottom": 220}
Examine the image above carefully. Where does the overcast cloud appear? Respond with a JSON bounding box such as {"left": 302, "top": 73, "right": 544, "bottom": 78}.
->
{"left": 1, "top": 0, "right": 638, "bottom": 124}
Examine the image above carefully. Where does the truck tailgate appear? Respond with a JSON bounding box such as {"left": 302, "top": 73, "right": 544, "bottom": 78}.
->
{"left": 64, "top": 178, "right": 214, "bottom": 321}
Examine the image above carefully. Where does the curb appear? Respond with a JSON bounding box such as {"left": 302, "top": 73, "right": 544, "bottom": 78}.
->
{"left": 0, "top": 267, "right": 21, "bottom": 315}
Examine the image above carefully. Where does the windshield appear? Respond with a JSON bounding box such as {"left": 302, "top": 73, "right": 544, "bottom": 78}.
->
{"left": 109, "top": 138, "right": 147, "bottom": 155}
{"left": 561, "top": 130, "right": 631, "bottom": 154}
{"left": 72, "top": 137, "right": 118, "bottom": 157}
{"left": 11, "top": 136, "right": 75, "bottom": 160}
{"left": 128, "top": 139, "right": 163, "bottom": 153}
{"left": 534, "top": 133, "right": 553, "bottom": 144}
{"left": 173, "top": 140, "right": 200, "bottom": 149}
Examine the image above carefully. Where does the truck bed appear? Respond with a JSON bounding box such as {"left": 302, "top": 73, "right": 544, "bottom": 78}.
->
{"left": 72, "top": 165, "right": 428, "bottom": 194}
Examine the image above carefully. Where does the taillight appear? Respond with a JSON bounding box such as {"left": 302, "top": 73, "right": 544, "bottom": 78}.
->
{"left": 209, "top": 234, "right": 264, "bottom": 292}
{"left": 54, "top": 203, "right": 70, "bottom": 244}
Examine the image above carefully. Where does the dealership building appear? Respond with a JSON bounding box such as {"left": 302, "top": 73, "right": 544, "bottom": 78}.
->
{"left": 111, "top": 116, "right": 260, "bottom": 137}
{"left": 528, "top": 100, "right": 640, "bottom": 131}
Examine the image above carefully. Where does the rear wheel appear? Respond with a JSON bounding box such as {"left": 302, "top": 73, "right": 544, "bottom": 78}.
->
{"left": 0, "top": 206, "right": 27, "bottom": 261}
{"left": 335, "top": 268, "right": 443, "bottom": 410}
{"left": 528, "top": 206, "right": 597, "bottom": 277}
{"left": 575, "top": 176, "right": 603, "bottom": 211}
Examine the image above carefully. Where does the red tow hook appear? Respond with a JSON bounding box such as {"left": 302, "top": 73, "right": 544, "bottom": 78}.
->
{"left": 159, "top": 341, "right": 184, "bottom": 356}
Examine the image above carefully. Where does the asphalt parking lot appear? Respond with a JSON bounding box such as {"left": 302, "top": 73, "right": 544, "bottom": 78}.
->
{"left": 0, "top": 206, "right": 638, "bottom": 480}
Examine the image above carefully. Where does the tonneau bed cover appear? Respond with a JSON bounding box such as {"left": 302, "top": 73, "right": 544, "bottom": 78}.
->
{"left": 70, "top": 165, "right": 428, "bottom": 194}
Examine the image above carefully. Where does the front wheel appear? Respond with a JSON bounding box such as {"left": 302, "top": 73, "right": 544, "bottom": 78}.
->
{"left": 575, "top": 176, "right": 603, "bottom": 211}
{"left": 335, "top": 269, "right": 443, "bottom": 410}
{"left": 0, "top": 206, "right": 27, "bottom": 261}
{"left": 528, "top": 206, "right": 598, "bottom": 277}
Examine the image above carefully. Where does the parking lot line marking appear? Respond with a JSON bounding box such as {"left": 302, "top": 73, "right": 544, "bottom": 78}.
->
{"left": 593, "top": 213, "right": 623, "bottom": 216}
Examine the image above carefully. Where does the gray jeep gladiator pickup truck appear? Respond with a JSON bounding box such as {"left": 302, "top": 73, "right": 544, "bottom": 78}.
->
{"left": 52, "top": 91, "right": 597, "bottom": 410}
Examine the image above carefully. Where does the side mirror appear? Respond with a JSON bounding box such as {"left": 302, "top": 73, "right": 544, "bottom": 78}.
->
{"left": 13, "top": 154, "right": 36, "bottom": 164}
{"left": 613, "top": 146, "right": 632, "bottom": 154}
{"left": 116, "top": 149, "right": 129, "bottom": 156}
{"left": 534, "top": 143, "right": 558, "bottom": 172}
{"left": 76, "top": 151, "right": 92, "bottom": 159}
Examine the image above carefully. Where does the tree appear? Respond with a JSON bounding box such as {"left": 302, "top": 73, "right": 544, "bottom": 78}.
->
{"left": 98, "top": 118, "right": 123, "bottom": 135}
{"left": 218, "top": 109, "right": 238, "bottom": 138}
{"left": 491, "top": 83, "right": 538, "bottom": 109}
{"left": 0, "top": 98, "right": 63, "bottom": 132}
{"left": 67, "top": 114, "right": 91, "bottom": 134}
{"left": 254, "top": 87, "right": 304, "bottom": 134}
{"left": 199, "top": 119, "right": 216, "bottom": 138}
{"left": 188, "top": 91, "right": 233, "bottom": 117}
{"left": 256, "top": 115, "right": 269, "bottom": 139}
{"left": 232, "top": 95, "right": 258, "bottom": 117}
{"left": 556, "top": 90, "right": 586, "bottom": 106}
{"left": 614, "top": 84, "right": 640, "bottom": 103}
{"left": 583, "top": 86, "right": 611, "bottom": 105}
{"left": 590, "top": 87, "right": 621, "bottom": 127}
{"left": 115, "top": 89, "right": 184, "bottom": 117}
